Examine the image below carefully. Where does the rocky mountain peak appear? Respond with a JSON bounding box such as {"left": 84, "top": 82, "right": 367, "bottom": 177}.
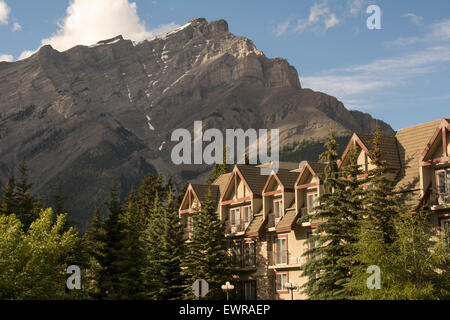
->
{"left": 0, "top": 18, "right": 394, "bottom": 227}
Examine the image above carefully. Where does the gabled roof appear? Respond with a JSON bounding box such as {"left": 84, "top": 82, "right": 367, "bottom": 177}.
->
{"left": 263, "top": 168, "right": 299, "bottom": 193}
{"left": 340, "top": 133, "right": 401, "bottom": 170}
{"left": 395, "top": 119, "right": 442, "bottom": 192}
{"left": 190, "top": 184, "right": 220, "bottom": 204}
{"left": 212, "top": 172, "right": 233, "bottom": 196}
{"left": 420, "top": 118, "right": 449, "bottom": 161}
{"left": 295, "top": 161, "right": 326, "bottom": 187}
{"left": 236, "top": 165, "right": 269, "bottom": 195}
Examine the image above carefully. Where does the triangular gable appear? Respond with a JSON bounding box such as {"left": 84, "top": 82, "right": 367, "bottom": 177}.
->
{"left": 220, "top": 165, "right": 253, "bottom": 203}
{"left": 295, "top": 162, "right": 320, "bottom": 188}
{"left": 179, "top": 184, "right": 201, "bottom": 214}
{"left": 338, "top": 133, "right": 369, "bottom": 169}
{"left": 262, "top": 174, "right": 283, "bottom": 195}
{"left": 421, "top": 119, "right": 449, "bottom": 162}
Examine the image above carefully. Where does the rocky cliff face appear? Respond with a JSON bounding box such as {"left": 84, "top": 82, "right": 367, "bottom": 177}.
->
{"left": 0, "top": 18, "right": 393, "bottom": 227}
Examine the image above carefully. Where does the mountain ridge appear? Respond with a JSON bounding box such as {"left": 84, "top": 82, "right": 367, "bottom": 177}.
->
{"left": 0, "top": 18, "right": 394, "bottom": 227}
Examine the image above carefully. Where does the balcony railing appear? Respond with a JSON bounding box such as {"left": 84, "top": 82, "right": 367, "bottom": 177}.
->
{"left": 430, "top": 190, "right": 450, "bottom": 206}
{"left": 273, "top": 250, "right": 306, "bottom": 267}
{"left": 230, "top": 254, "right": 257, "bottom": 269}
{"left": 228, "top": 220, "right": 245, "bottom": 233}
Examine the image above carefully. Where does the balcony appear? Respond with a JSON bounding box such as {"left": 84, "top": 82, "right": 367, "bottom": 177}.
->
{"left": 429, "top": 190, "right": 450, "bottom": 208}
{"left": 270, "top": 251, "right": 306, "bottom": 270}
{"left": 230, "top": 254, "right": 257, "bottom": 270}
{"left": 300, "top": 208, "right": 311, "bottom": 227}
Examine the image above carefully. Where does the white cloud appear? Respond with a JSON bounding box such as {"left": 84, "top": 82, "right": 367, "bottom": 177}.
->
{"left": 0, "top": 0, "right": 10, "bottom": 24}
{"left": 302, "top": 45, "right": 450, "bottom": 109}
{"left": 0, "top": 54, "right": 13, "bottom": 62}
{"left": 18, "top": 0, "right": 178, "bottom": 59}
{"left": 12, "top": 21, "right": 21, "bottom": 31}
{"left": 349, "top": 0, "right": 364, "bottom": 15}
{"left": 275, "top": 19, "right": 291, "bottom": 37}
{"left": 403, "top": 13, "right": 422, "bottom": 26}
{"left": 294, "top": 2, "right": 340, "bottom": 33}
{"left": 388, "top": 19, "right": 450, "bottom": 46}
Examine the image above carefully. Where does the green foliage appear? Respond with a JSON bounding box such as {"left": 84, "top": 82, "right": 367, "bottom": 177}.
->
{"left": 183, "top": 193, "right": 231, "bottom": 300}
{"left": 206, "top": 146, "right": 230, "bottom": 184}
{"left": 0, "top": 208, "right": 79, "bottom": 299}
{"left": 348, "top": 208, "right": 450, "bottom": 299}
{"left": 142, "top": 190, "right": 186, "bottom": 299}
{"left": 300, "top": 130, "right": 365, "bottom": 299}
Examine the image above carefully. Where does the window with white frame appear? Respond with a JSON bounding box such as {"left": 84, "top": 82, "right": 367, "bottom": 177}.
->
{"left": 436, "top": 170, "right": 450, "bottom": 205}
{"left": 230, "top": 207, "right": 241, "bottom": 226}
{"left": 276, "top": 273, "right": 287, "bottom": 292}
{"left": 274, "top": 199, "right": 283, "bottom": 218}
{"left": 307, "top": 193, "right": 319, "bottom": 214}
{"left": 188, "top": 215, "right": 195, "bottom": 233}
{"left": 275, "top": 237, "right": 287, "bottom": 265}
{"left": 243, "top": 206, "right": 252, "bottom": 223}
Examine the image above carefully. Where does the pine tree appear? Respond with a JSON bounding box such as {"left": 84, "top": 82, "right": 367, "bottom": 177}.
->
{"left": 300, "top": 131, "right": 365, "bottom": 299}
{"left": 206, "top": 147, "right": 230, "bottom": 184}
{"left": 365, "top": 125, "right": 402, "bottom": 244}
{"left": 15, "top": 163, "right": 40, "bottom": 229}
{"left": 115, "top": 189, "right": 147, "bottom": 299}
{"left": 183, "top": 193, "right": 231, "bottom": 299}
{"left": 0, "top": 176, "right": 17, "bottom": 216}
{"left": 98, "top": 181, "right": 124, "bottom": 299}
{"left": 80, "top": 207, "right": 105, "bottom": 299}
{"left": 142, "top": 189, "right": 186, "bottom": 299}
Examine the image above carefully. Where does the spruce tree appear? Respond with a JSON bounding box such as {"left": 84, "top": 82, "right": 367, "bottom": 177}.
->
{"left": 0, "top": 176, "right": 17, "bottom": 216}
{"left": 206, "top": 147, "right": 230, "bottom": 184}
{"left": 15, "top": 163, "right": 40, "bottom": 229}
{"left": 142, "top": 190, "right": 186, "bottom": 299}
{"left": 183, "top": 193, "right": 231, "bottom": 299}
{"left": 300, "top": 131, "right": 365, "bottom": 299}
{"left": 80, "top": 207, "right": 105, "bottom": 299}
{"left": 98, "top": 181, "right": 124, "bottom": 299}
{"left": 365, "top": 125, "right": 401, "bottom": 244}
{"left": 115, "top": 189, "right": 147, "bottom": 299}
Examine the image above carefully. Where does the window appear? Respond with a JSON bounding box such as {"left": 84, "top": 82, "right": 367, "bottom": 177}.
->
{"left": 274, "top": 199, "right": 283, "bottom": 218}
{"left": 244, "top": 241, "right": 256, "bottom": 267}
{"left": 307, "top": 193, "right": 319, "bottom": 214}
{"left": 276, "top": 273, "right": 288, "bottom": 292}
{"left": 230, "top": 208, "right": 241, "bottom": 226}
{"left": 243, "top": 281, "right": 256, "bottom": 300}
{"left": 437, "top": 170, "right": 450, "bottom": 205}
{"left": 231, "top": 242, "right": 242, "bottom": 268}
{"left": 275, "top": 237, "right": 287, "bottom": 265}
{"left": 243, "top": 206, "right": 252, "bottom": 223}
{"left": 441, "top": 218, "right": 450, "bottom": 247}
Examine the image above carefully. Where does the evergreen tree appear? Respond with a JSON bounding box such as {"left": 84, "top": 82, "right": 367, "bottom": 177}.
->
{"left": 142, "top": 190, "right": 186, "bottom": 299}
{"left": 183, "top": 193, "right": 231, "bottom": 299}
{"left": 206, "top": 147, "right": 230, "bottom": 184}
{"left": 0, "top": 176, "right": 17, "bottom": 216}
{"left": 365, "top": 124, "right": 402, "bottom": 244}
{"left": 98, "top": 181, "right": 124, "bottom": 299}
{"left": 115, "top": 189, "right": 147, "bottom": 299}
{"left": 15, "top": 163, "right": 40, "bottom": 229}
{"left": 80, "top": 207, "right": 105, "bottom": 299}
{"left": 300, "top": 131, "right": 365, "bottom": 299}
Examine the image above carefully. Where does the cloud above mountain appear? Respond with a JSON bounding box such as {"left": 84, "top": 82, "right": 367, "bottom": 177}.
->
{"left": 19, "top": 0, "right": 178, "bottom": 60}
{"left": 0, "top": 0, "right": 10, "bottom": 25}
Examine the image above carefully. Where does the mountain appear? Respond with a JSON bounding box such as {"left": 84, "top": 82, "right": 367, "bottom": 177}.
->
{"left": 0, "top": 18, "right": 394, "bottom": 228}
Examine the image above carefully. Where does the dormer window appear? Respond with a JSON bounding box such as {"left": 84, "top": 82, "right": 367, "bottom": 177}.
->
{"left": 436, "top": 169, "right": 450, "bottom": 205}
{"left": 274, "top": 199, "right": 283, "bottom": 218}
{"left": 307, "top": 192, "right": 319, "bottom": 214}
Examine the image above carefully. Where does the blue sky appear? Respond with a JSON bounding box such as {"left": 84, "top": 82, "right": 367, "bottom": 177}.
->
{"left": 0, "top": 0, "right": 449, "bottom": 131}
